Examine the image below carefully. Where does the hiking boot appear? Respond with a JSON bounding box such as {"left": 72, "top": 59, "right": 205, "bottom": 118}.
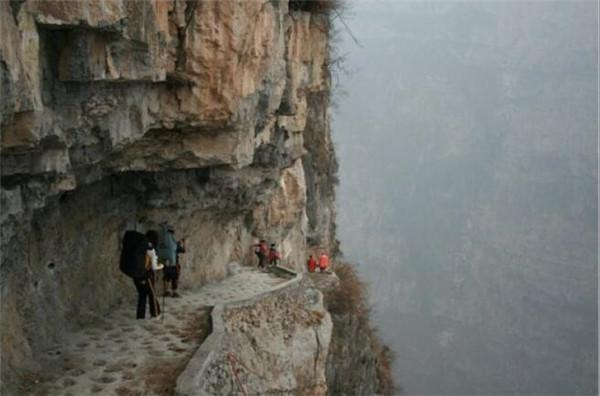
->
{"left": 172, "top": 291, "right": 182, "bottom": 298}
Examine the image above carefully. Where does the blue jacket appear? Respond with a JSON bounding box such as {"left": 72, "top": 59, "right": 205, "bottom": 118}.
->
{"left": 157, "top": 228, "right": 177, "bottom": 266}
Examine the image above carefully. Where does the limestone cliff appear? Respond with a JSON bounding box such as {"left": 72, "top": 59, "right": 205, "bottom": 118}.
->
{"left": 1, "top": 1, "right": 385, "bottom": 394}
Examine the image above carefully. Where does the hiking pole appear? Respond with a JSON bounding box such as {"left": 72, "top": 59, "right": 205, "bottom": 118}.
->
{"left": 147, "top": 275, "right": 160, "bottom": 319}
{"left": 162, "top": 273, "right": 166, "bottom": 321}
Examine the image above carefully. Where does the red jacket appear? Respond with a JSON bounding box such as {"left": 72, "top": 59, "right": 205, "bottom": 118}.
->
{"left": 307, "top": 257, "right": 317, "bottom": 272}
{"left": 254, "top": 242, "right": 268, "bottom": 255}
{"left": 319, "top": 254, "right": 329, "bottom": 270}
{"left": 269, "top": 249, "right": 280, "bottom": 260}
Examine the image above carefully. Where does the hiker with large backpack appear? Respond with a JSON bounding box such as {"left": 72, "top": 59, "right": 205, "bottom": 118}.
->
{"left": 120, "top": 230, "right": 163, "bottom": 319}
{"left": 157, "top": 225, "right": 180, "bottom": 297}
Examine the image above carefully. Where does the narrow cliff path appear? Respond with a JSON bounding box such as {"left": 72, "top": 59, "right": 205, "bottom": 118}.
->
{"left": 20, "top": 267, "right": 289, "bottom": 396}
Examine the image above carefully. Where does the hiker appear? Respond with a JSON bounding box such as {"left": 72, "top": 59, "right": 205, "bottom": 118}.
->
{"left": 307, "top": 255, "right": 317, "bottom": 273}
{"left": 253, "top": 241, "right": 262, "bottom": 265}
{"left": 319, "top": 252, "right": 329, "bottom": 273}
{"left": 269, "top": 244, "right": 281, "bottom": 266}
{"left": 252, "top": 239, "right": 269, "bottom": 268}
{"left": 142, "top": 230, "right": 163, "bottom": 316}
{"left": 157, "top": 225, "right": 179, "bottom": 297}
{"left": 120, "top": 230, "right": 163, "bottom": 319}
{"left": 121, "top": 230, "right": 163, "bottom": 319}
{"left": 175, "top": 237, "right": 186, "bottom": 295}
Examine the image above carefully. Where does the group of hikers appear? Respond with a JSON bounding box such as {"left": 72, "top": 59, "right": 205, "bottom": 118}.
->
{"left": 120, "top": 225, "right": 186, "bottom": 320}
{"left": 121, "top": 228, "right": 332, "bottom": 319}
{"left": 306, "top": 252, "right": 330, "bottom": 273}
{"left": 252, "top": 240, "right": 281, "bottom": 268}
{"left": 252, "top": 239, "right": 330, "bottom": 273}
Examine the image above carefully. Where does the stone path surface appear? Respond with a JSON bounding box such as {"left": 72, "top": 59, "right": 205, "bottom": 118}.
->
{"left": 21, "top": 267, "right": 288, "bottom": 396}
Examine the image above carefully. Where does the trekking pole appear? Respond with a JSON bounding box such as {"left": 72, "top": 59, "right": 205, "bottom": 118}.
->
{"left": 147, "top": 275, "right": 160, "bottom": 318}
{"left": 162, "top": 273, "right": 166, "bottom": 321}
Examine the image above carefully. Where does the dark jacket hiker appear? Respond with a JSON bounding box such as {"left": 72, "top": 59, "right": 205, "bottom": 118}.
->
{"left": 120, "top": 230, "right": 162, "bottom": 319}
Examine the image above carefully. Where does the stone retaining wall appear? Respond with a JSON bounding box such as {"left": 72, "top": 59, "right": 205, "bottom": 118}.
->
{"left": 176, "top": 271, "right": 333, "bottom": 395}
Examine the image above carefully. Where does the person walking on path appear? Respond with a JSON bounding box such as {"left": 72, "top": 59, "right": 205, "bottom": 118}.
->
{"left": 137, "top": 230, "right": 162, "bottom": 318}
{"left": 307, "top": 255, "right": 317, "bottom": 272}
{"left": 157, "top": 225, "right": 179, "bottom": 297}
{"left": 253, "top": 241, "right": 262, "bottom": 266}
{"left": 318, "top": 252, "right": 329, "bottom": 273}
{"left": 173, "top": 237, "right": 186, "bottom": 297}
{"left": 253, "top": 239, "right": 269, "bottom": 269}
{"left": 120, "top": 229, "right": 162, "bottom": 319}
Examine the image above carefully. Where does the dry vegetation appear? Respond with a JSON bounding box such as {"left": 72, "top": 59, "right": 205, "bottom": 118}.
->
{"left": 325, "top": 263, "right": 398, "bottom": 395}
{"left": 370, "top": 330, "right": 399, "bottom": 396}
{"left": 325, "top": 262, "right": 368, "bottom": 317}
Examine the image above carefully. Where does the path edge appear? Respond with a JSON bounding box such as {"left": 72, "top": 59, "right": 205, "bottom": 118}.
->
{"left": 174, "top": 269, "right": 303, "bottom": 396}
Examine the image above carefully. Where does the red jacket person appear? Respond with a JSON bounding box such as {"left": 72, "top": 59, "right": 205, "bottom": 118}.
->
{"left": 318, "top": 252, "right": 329, "bottom": 272}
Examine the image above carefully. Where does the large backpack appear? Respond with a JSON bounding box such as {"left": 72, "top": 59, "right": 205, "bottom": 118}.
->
{"left": 120, "top": 230, "right": 149, "bottom": 279}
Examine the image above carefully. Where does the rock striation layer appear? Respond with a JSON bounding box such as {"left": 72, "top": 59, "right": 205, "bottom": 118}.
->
{"left": 1, "top": 1, "right": 384, "bottom": 394}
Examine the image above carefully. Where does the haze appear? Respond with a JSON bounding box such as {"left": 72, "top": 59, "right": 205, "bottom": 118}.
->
{"left": 333, "top": 1, "right": 598, "bottom": 395}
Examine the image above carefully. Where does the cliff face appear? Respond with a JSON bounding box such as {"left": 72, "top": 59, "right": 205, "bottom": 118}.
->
{"left": 1, "top": 1, "right": 380, "bottom": 394}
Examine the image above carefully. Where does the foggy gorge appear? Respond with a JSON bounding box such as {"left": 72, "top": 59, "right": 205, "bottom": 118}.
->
{"left": 333, "top": 1, "right": 598, "bottom": 395}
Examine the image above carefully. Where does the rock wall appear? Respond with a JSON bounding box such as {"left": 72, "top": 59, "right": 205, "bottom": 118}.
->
{"left": 1, "top": 1, "right": 385, "bottom": 394}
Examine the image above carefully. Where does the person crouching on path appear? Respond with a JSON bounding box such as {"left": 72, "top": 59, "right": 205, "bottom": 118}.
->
{"left": 134, "top": 230, "right": 162, "bottom": 319}
{"left": 307, "top": 255, "right": 317, "bottom": 273}
{"left": 319, "top": 252, "right": 329, "bottom": 273}
{"left": 269, "top": 244, "right": 281, "bottom": 267}
{"left": 157, "top": 225, "right": 179, "bottom": 297}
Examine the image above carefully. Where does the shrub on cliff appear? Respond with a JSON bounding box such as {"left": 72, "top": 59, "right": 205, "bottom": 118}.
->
{"left": 371, "top": 332, "right": 399, "bottom": 395}
{"left": 325, "top": 263, "right": 398, "bottom": 395}
{"left": 326, "top": 262, "right": 368, "bottom": 317}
